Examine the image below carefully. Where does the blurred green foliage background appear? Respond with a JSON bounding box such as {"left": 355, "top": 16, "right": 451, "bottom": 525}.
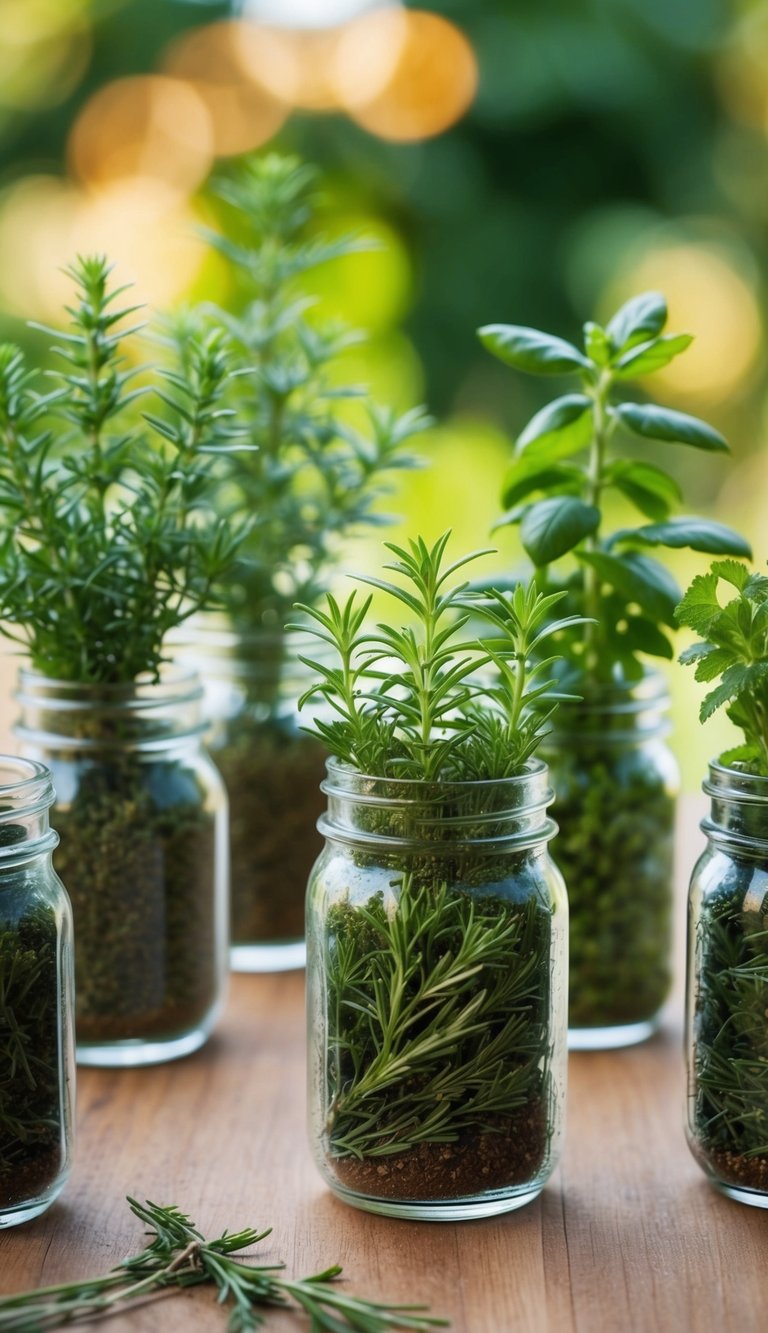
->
{"left": 1, "top": 0, "right": 767, "bottom": 783}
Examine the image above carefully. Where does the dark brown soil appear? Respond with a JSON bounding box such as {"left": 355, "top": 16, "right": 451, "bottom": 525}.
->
{"left": 0, "top": 1143, "right": 61, "bottom": 1210}
{"left": 707, "top": 1148, "right": 768, "bottom": 1194}
{"left": 330, "top": 1105, "right": 548, "bottom": 1201}
{"left": 216, "top": 721, "right": 327, "bottom": 945}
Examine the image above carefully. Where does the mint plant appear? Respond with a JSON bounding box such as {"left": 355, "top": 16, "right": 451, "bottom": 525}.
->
{"left": 677, "top": 559, "right": 768, "bottom": 773}
{"left": 679, "top": 560, "right": 768, "bottom": 1197}
{"left": 479, "top": 291, "right": 750, "bottom": 682}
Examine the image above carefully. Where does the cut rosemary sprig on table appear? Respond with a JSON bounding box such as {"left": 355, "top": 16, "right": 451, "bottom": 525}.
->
{"left": 0, "top": 1198, "right": 448, "bottom": 1332}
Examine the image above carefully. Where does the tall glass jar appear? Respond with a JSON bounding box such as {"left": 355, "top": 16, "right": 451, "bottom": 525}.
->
{"left": 543, "top": 674, "right": 679, "bottom": 1049}
{"left": 0, "top": 757, "right": 74, "bottom": 1228}
{"left": 307, "top": 758, "right": 568, "bottom": 1221}
{"left": 15, "top": 669, "right": 228, "bottom": 1068}
{"left": 178, "top": 625, "right": 327, "bottom": 972}
{"left": 686, "top": 761, "right": 768, "bottom": 1208}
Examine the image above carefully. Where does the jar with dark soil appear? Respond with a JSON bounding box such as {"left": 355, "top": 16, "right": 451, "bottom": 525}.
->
{"left": 307, "top": 759, "right": 567, "bottom": 1221}
{"left": 686, "top": 761, "right": 768, "bottom": 1208}
{"left": 16, "top": 669, "right": 228, "bottom": 1068}
{"left": 177, "top": 624, "right": 327, "bottom": 972}
{"left": 0, "top": 757, "right": 74, "bottom": 1228}
{"left": 542, "top": 674, "right": 679, "bottom": 1049}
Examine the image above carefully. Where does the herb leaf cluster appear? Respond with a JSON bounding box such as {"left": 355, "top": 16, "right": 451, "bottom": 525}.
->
{"left": 0, "top": 1197, "right": 447, "bottom": 1331}
{"left": 479, "top": 291, "right": 751, "bottom": 681}
{"left": 202, "top": 154, "right": 430, "bottom": 627}
{"left": 676, "top": 559, "right": 768, "bottom": 773}
{"left": 295, "top": 531, "right": 584, "bottom": 781}
{"left": 0, "top": 256, "right": 246, "bottom": 684}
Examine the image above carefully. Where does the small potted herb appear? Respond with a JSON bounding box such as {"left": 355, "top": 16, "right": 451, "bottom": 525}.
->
{"left": 479, "top": 292, "right": 750, "bottom": 1047}
{"left": 0, "top": 257, "right": 244, "bottom": 1066}
{"left": 299, "top": 533, "right": 579, "bottom": 1219}
{"left": 178, "top": 154, "right": 428, "bottom": 972}
{"left": 0, "top": 757, "right": 74, "bottom": 1227}
{"left": 678, "top": 559, "right": 768, "bottom": 1206}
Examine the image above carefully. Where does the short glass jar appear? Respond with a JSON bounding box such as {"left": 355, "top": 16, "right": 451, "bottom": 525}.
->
{"left": 543, "top": 674, "right": 679, "bottom": 1049}
{"left": 686, "top": 761, "right": 768, "bottom": 1208}
{"left": 0, "top": 757, "right": 74, "bottom": 1228}
{"left": 177, "top": 624, "right": 327, "bottom": 972}
{"left": 16, "top": 669, "right": 228, "bottom": 1067}
{"left": 307, "top": 759, "right": 568, "bottom": 1221}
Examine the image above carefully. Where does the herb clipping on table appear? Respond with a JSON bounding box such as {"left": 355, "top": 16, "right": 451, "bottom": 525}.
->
{"left": 678, "top": 560, "right": 768, "bottom": 1195}
{"left": 478, "top": 293, "right": 751, "bottom": 1039}
{"left": 0, "top": 1197, "right": 448, "bottom": 1331}
{"left": 177, "top": 153, "right": 431, "bottom": 956}
{"left": 298, "top": 533, "right": 580, "bottom": 1210}
{"left": 0, "top": 256, "right": 245, "bottom": 1052}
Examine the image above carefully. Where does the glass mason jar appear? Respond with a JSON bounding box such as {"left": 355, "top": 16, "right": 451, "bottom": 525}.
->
{"left": 0, "top": 757, "right": 74, "bottom": 1228}
{"left": 177, "top": 624, "right": 327, "bottom": 972}
{"left": 15, "top": 669, "right": 228, "bottom": 1068}
{"left": 686, "top": 761, "right": 768, "bottom": 1208}
{"left": 542, "top": 674, "right": 679, "bottom": 1049}
{"left": 307, "top": 758, "right": 568, "bottom": 1221}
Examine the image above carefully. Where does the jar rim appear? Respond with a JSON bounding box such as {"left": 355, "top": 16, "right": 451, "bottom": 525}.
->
{"left": 704, "top": 758, "right": 768, "bottom": 800}
{"left": 16, "top": 664, "right": 202, "bottom": 707}
{"left": 552, "top": 668, "right": 670, "bottom": 717}
{"left": 323, "top": 755, "right": 549, "bottom": 792}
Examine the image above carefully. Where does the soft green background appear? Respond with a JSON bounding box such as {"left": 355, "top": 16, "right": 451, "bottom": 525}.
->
{"left": 2, "top": 0, "right": 766, "bottom": 785}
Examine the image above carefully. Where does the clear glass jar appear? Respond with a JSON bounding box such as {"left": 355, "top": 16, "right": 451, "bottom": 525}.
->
{"left": 177, "top": 624, "right": 327, "bottom": 972}
{"left": 686, "top": 761, "right": 768, "bottom": 1208}
{"left": 15, "top": 669, "right": 228, "bottom": 1068}
{"left": 307, "top": 758, "right": 568, "bottom": 1221}
{"left": 543, "top": 674, "right": 679, "bottom": 1049}
{"left": 0, "top": 757, "right": 74, "bottom": 1228}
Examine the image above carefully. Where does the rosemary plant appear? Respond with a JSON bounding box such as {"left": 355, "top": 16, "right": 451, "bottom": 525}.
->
{"left": 0, "top": 257, "right": 245, "bottom": 1057}
{"left": 0, "top": 256, "right": 245, "bottom": 683}
{"left": 0, "top": 1197, "right": 447, "bottom": 1331}
{"left": 478, "top": 292, "right": 751, "bottom": 1038}
{"left": 302, "top": 535, "right": 573, "bottom": 1210}
{"left": 679, "top": 560, "right": 768, "bottom": 1194}
{"left": 183, "top": 153, "right": 430, "bottom": 956}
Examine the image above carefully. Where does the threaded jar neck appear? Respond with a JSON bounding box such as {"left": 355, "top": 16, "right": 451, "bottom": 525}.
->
{"left": 15, "top": 668, "right": 205, "bottom": 752}
{"left": 0, "top": 756, "right": 58, "bottom": 862}
{"left": 702, "top": 760, "right": 768, "bottom": 854}
{"left": 319, "top": 758, "right": 557, "bottom": 853}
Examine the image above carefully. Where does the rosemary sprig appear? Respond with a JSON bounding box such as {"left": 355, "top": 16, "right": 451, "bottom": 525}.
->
{"left": 0, "top": 1197, "right": 448, "bottom": 1332}
{"left": 295, "top": 531, "right": 585, "bottom": 781}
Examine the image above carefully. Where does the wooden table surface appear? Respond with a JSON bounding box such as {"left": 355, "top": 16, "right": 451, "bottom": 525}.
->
{"left": 1, "top": 799, "right": 766, "bottom": 1333}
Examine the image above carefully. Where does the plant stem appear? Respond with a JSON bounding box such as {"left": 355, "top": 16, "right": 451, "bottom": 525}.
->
{"left": 583, "top": 370, "right": 611, "bottom": 679}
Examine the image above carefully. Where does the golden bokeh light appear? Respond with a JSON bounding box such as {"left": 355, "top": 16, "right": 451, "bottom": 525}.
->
{"left": 162, "top": 22, "right": 288, "bottom": 156}
{"left": 0, "top": 0, "right": 91, "bottom": 110}
{"left": 0, "top": 176, "right": 206, "bottom": 322}
{"left": 69, "top": 75, "right": 214, "bottom": 195}
{"left": 607, "top": 244, "right": 761, "bottom": 403}
{"left": 715, "top": 10, "right": 768, "bottom": 129}
{"left": 332, "top": 8, "right": 478, "bottom": 141}
{"left": 233, "top": 23, "right": 341, "bottom": 112}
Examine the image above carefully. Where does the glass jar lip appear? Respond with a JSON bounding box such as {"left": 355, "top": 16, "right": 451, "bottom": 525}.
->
{"left": 704, "top": 758, "right": 768, "bottom": 800}
{"left": 552, "top": 668, "right": 670, "bottom": 717}
{"left": 323, "top": 755, "right": 549, "bottom": 793}
{"left": 0, "top": 756, "right": 53, "bottom": 800}
{"left": 16, "top": 664, "right": 202, "bottom": 708}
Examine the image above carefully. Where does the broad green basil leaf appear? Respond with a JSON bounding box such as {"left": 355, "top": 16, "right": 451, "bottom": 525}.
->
{"left": 615, "top": 402, "right": 728, "bottom": 452}
{"left": 606, "top": 291, "right": 667, "bottom": 354}
{"left": 613, "top": 333, "right": 693, "bottom": 379}
{"left": 604, "top": 459, "right": 681, "bottom": 521}
{"left": 501, "top": 460, "right": 581, "bottom": 508}
{"left": 583, "top": 321, "right": 611, "bottom": 366}
{"left": 615, "top": 517, "right": 751, "bottom": 557}
{"left": 515, "top": 393, "right": 593, "bottom": 463}
{"left": 478, "top": 324, "right": 592, "bottom": 375}
{"left": 622, "top": 616, "right": 674, "bottom": 659}
{"left": 520, "top": 496, "right": 600, "bottom": 566}
{"left": 577, "top": 549, "right": 680, "bottom": 626}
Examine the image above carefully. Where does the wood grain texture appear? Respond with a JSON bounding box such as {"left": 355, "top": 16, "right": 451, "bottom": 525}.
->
{"left": 1, "top": 798, "right": 766, "bottom": 1333}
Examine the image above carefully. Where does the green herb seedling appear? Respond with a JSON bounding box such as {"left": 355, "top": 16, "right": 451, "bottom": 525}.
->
{"left": 677, "top": 559, "right": 768, "bottom": 773}
{"left": 479, "top": 291, "right": 751, "bottom": 682}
